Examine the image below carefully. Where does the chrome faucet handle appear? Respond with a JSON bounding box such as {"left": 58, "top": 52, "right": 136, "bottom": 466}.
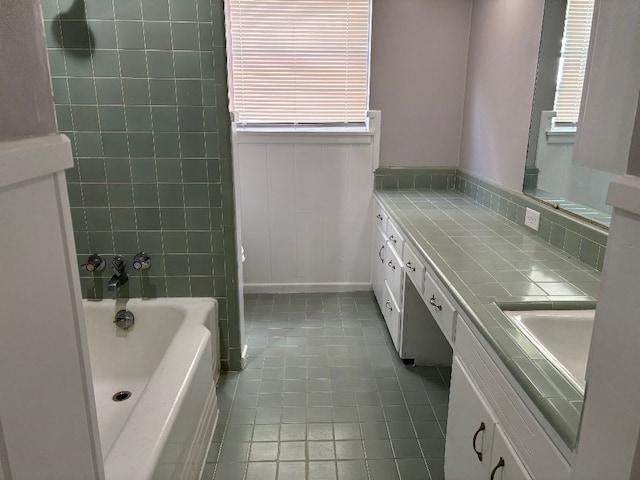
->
{"left": 111, "top": 255, "right": 127, "bottom": 277}
{"left": 132, "top": 252, "right": 152, "bottom": 271}
{"left": 82, "top": 254, "right": 105, "bottom": 272}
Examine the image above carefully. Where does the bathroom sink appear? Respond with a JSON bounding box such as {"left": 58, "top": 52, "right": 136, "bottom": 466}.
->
{"left": 504, "top": 310, "right": 596, "bottom": 391}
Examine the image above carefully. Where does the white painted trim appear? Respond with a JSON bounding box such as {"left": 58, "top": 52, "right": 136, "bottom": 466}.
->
{"left": 367, "top": 110, "right": 382, "bottom": 171}
{"left": 244, "top": 283, "right": 373, "bottom": 294}
{"left": 606, "top": 174, "right": 640, "bottom": 215}
{"left": 0, "top": 134, "right": 73, "bottom": 189}
{"left": 237, "top": 131, "right": 373, "bottom": 145}
{"left": 545, "top": 129, "right": 576, "bottom": 144}
{"left": 241, "top": 344, "right": 248, "bottom": 370}
{"left": 229, "top": 112, "right": 247, "bottom": 368}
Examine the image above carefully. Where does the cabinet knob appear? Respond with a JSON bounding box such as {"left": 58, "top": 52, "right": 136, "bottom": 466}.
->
{"left": 429, "top": 294, "right": 442, "bottom": 311}
{"left": 472, "top": 422, "right": 486, "bottom": 461}
{"left": 389, "top": 234, "right": 397, "bottom": 244}
{"left": 490, "top": 457, "right": 505, "bottom": 480}
{"left": 376, "top": 214, "right": 383, "bottom": 220}
{"left": 385, "top": 301, "right": 393, "bottom": 312}
{"left": 388, "top": 260, "right": 396, "bottom": 270}
{"left": 406, "top": 261, "right": 416, "bottom": 272}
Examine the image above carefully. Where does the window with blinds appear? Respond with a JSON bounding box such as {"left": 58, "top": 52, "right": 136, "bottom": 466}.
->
{"left": 553, "top": 0, "right": 595, "bottom": 125}
{"left": 225, "top": 0, "right": 371, "bottom": 126}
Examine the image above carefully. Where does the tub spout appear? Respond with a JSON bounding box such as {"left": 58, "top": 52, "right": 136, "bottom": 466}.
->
{"left": 108, "top": 255, "right": 129, "bottom": 292}
{"left": 108, "top": 272, "right": 128, "bottom": 291}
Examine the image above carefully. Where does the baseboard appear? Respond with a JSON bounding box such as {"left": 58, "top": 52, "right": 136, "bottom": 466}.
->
{"left": 243, "top": 282, "right": 372, "bottom": 294}
{"left": 241, "top": 344, "right": 248, "bottom": 370}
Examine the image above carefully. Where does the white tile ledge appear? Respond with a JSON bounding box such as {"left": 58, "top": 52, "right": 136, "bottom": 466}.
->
{"left": 0, "top": 134, "right": 73, "bottom": 189}
{"left": 606, "top": 174, "right": 640, "bottom": 216}
{"left": 236, "top": 129, "right": 374, "bottom": 145}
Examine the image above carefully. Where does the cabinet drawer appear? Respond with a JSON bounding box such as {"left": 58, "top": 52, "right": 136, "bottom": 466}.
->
{"left": 456, "top": 320, "right": 571, "bottom": 480}
{"left": 374, "top": 204, "right": 388, "bottom": 233}
{"left": 385, "top": 242, "right": 403, "bottom": 305}
{"left": 386, "top": 219, "right": 404, "bottom": 257}
{"left": 403, "top": 244, "right": 425, "bottom": 293}
{"left": 382, "top": 281, "right": 401, "bottom": 352}
{"left": 423, "top": 271, "right": 456, "bottom": 342}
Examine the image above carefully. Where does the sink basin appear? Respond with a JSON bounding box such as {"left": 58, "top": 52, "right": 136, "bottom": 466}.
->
{"left": 504, "top": 310, "right": 595, "bottom": 391}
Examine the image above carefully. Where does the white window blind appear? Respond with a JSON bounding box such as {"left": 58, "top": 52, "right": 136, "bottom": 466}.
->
{"left": 553, "top": 0, "right": 595, "bottom": 125}
{"left": 226, "top": 0, "right": 371, "bottom": 126}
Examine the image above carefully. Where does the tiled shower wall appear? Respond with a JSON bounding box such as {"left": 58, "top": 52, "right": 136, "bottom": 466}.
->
{"left": 41, "top": 0, "right": 241, "bottom": 370}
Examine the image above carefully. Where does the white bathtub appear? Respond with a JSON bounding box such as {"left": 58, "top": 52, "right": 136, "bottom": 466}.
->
{"left": 83, "top": 298, "right": 220, "bottom": 480}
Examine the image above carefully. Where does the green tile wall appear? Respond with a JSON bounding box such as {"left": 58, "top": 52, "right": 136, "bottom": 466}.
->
{"left": 455, "top": 171, "right": 608, "bottom": 272}
{"left": 374, "top": 167, "right": 457, "bottom": 190}
{"left": 43, "top": 0, "right": 241, "bottom": 370}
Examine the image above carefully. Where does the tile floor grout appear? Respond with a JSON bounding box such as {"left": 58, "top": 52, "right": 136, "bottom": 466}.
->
{"left": 200, "top": 292, "right": 451, "bottom": 480}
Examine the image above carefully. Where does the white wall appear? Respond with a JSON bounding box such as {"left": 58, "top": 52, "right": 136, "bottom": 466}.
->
{"left": 0, "top": 0, "right": 57, "bottom": 142}
{"left": 459, "top": 0, "right": 545, "bottom": 191}
{"left": 0, "top": 156, "right": 103, "bottom": 479}
{"left": 0, "top": 2, "right": 103, "bottom": 478}
{"left": 571, "top": 181, "right": 640, "bottom": 479}
{"left": 573, "top": 0, "right": 640, "bottom": 176}
{"left": 370, "top": 0, "right": 472, "bottom": 167}
{"left": 237, "top": 133, "right": 376, "bottom": 293}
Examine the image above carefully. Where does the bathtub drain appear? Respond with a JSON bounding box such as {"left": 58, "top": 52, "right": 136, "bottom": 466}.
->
{"left": 112, "top": 391, "right": 132, "bottom": 402}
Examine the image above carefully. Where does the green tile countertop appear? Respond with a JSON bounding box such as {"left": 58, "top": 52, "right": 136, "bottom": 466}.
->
{"left": 375, "top": 190, "right": 601, "bottom": 450}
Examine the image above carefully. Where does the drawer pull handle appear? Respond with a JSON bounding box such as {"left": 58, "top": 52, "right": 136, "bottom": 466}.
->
{"left": 429, "top": 294, "right": 442, "bottom": 311}
{"left": 490, "top": 457, "right": 505, "bottom": 479}
{"left": 389, "top": 234, "right": 397, "bottom": 244}
{"left": 388, "top": 260, "right": 396, "bottom": 270}
{"left": 385, "top": 301, "right": 393, "bottom": 312}
{"left": 472, "top": 422, "right": 485, "bottom": 461}
{"left": 378, "top": 245, "right": 385, "bottom": 263}
{"left": 376, "top": 214, "right": 383, "bottom": 220}
{"left": 406, "top": 261, "right": 416, "bottom": 272}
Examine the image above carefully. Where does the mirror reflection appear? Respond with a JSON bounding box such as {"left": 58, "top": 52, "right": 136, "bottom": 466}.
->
{"left": 525, "top": 0, "right": 612, "bottom": 228}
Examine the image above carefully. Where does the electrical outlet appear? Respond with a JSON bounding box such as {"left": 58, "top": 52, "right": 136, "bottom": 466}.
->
{"left": 525, "top": 207, "right": 541, "bottom": 231}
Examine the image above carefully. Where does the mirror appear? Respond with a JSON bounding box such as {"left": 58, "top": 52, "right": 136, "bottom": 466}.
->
{"left": 524, "top": 0, "right": 612, "bottom": 228}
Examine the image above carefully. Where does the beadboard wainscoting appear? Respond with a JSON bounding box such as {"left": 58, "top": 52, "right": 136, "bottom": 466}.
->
{"left": 235, "top": 115, "right": 380, "bottom": 293}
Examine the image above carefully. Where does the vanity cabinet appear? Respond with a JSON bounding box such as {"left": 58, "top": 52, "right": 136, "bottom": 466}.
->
{"left": 372, "top": 197, "right": 571, "bottom": 480}
{"left": 384, "top": 235, "right": 404, "bottom": 304}
{"left": 452, "top": 319, "right": 570, "bottom": 480}
{"left": 446, "top": 357, "right": 497, "bottom": 479}
{"left": 446, "top": 357, "right": 533, "bottom": 480}
{"left": 372, "top": 207, "right": 405, "bottom": 353}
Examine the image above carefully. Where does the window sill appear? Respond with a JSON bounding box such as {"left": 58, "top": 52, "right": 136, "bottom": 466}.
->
{"left": 546, "top": 127, "right": 576, "bottom": 145}
{"left": 235, "top": 126, "right": 375, "bottom": 144}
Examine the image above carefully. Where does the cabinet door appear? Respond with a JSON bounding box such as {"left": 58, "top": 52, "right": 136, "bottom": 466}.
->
{"left": 382, "top": 281, "right": 401, "bottom": 352}
{"left": 372, "top": 227, "right": 386, "bottom": 312}
{"left": 384, "top": 241, "right": 403, "bottom": 305}
{"left": 445, "top": 357, "right": 497, "bottom": 480}
{"left": 487, "top": 425, "right": 532, "bottom": 480}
